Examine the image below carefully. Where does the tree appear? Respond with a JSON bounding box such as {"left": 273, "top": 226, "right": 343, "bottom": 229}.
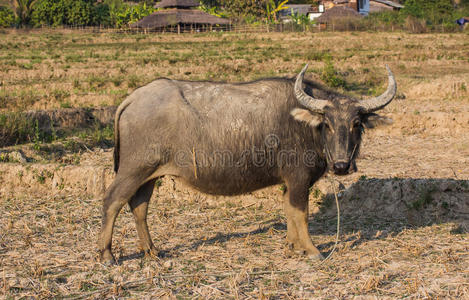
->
{"left": 10, "top": 0, "right": 38, "bottom": 25}
{"left": 266, "top": 0, "right": 289, "bottom": 23}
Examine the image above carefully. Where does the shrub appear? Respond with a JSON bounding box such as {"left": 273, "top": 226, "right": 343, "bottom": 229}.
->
{"left": 30, "top": 0, "right": 155, "bottom": 27}
{"left": 31, "top": 0, "right": 95, "bottom": 26}
{"left": 0, "top": 6, "right": 15, "bottom": 27}
{"left": 321, "top": 58, "right": 347, "bottom": 89}
{"left": 347, "top": 0, "right": 469, "bottom": 33}
{"left": 112, "top": 2, "right": 155, "bottom": 28}
{"left": 91, "top": 2, "right": 111, "bottom": 26}
{"left": 65, "top": 0, "right": 93, "bottom": 26}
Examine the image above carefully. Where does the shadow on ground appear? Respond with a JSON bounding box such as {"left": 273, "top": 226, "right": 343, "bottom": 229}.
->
{"left": 120, "top": 177, "right": 468, "bottom": 262}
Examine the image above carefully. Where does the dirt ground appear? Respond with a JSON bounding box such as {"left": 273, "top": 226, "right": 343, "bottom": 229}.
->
{"left": 0, "top": 30, "right": 468, "bottom": 299}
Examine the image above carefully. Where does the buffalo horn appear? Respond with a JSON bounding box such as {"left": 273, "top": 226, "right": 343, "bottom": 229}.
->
{"left": 358, "top": 65, "right": 397, "bottom": 113}
{"left": 294, "top": 64, "right": 329, "bottom": 113}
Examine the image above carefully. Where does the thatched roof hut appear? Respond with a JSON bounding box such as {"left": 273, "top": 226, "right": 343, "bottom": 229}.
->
{"left": 154, "top": 0, "right": 199, "bottom": 9}
{"left": 316, "top": 6, "right": 363, "bottom": 23}
{"left": 131, "top": 0, "right": 230, "bottom": 30}
{"left": 131, "top": 9, "right": 230, "bottom": 29}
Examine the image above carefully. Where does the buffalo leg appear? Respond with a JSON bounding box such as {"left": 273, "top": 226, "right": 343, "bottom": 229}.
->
{"left": 284, "top": 192, "right": 299, "bottom": 249}
{"left": 98, "top": 169, "right": 153, "bottom": 264}
{"left": 129, "top": 179, "right": 157, "bottom": 257}
{"left": 284, "top": 181, "right": 324, "bottom": 261}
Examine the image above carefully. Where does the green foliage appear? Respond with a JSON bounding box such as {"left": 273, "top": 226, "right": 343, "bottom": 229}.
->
{"left": 376, "top": 0, "right": 467, "bottom": 29}
{"left": 29, "top": 0, "right": 155, "bottom": 27}
{"left": 362, "top": 0, "right": 469, "bottom": 32}
{"left": 66, "top": 0, "right": 93, "bottom": 25}
{"left": 112, "top": 1, "right": 155, "bottom": 28}
{"left": 321, "top": 57, "right": 347, "bottom": 89}
{"left": 31, "top": 0, "right": 94, "bottom": 26}
{"left": 91, "top": 2, "right": 110, "bottom": 26}
{"left": 200, "top": 0, "right": 220, "bottom": 7}
{"left": 199, "top": 3, "right": 229, "bottom": 19}
{"left": 265, "top": 0, "right": 289, "bottom": 23}
{"left": 219, "top": 0, "right": 267, "bottom": 21}
{"left": 401, "top": 0, "right": 454, "bottom": 25}
{"left": 0, "top": 5, "right": 15, "bottom": 27}
{"left": 289, "top": 9, "right": 314, "bottom": 26}
{"left": 104, "top": 0, "right": 125, "bottom": 27}
{"left": 367, "top": 10, "right": 400, "bottom": 27}
{"left": 5, "top": 0, "right": 469, "bottom": 30}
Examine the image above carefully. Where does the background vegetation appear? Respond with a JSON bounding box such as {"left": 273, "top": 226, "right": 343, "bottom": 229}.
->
{"left": 0, "top": 0, "right": 157, "bottom": 27}
{"left": 0, "top": 0, "right": 468, "bottom": 30}
{"left": 369, "top": 0, "right": 469, "bottom": 32}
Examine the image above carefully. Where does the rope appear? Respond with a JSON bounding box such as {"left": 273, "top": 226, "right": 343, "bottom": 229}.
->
{"left": 321, "top": 175, "right": 341, "bottom": 263}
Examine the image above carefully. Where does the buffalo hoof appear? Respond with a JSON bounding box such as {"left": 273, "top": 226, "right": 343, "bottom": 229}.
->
{"left": 99, "top": 250, "right": 117, "bottom": 266}
{"left": 297, "top": 249, "right": 324, "bottom": 260}
{"left": 308, "top": 252, "right": 324, "bottom": 262}
{"left": 143, "top": 245, "right": 160, "bottom": 259}
{"left": 284, "top": 243, "right": 324, "bottom": 261}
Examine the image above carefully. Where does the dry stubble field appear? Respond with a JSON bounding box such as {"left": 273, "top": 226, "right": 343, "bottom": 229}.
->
{"left": 0, "top": 29, "right": 468, "bottom": 299}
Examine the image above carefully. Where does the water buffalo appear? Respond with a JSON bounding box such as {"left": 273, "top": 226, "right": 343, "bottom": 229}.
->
{"left": 98, "top": 64, "right": 396, "bottom": 264}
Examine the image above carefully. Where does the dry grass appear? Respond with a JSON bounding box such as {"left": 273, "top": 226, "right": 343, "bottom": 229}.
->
{"left": 1, "top": 182, "right": 467, "bottom": 299}
{"left": 0, "top": 29, "right": 468, "bottom": 299}
{"left": 0, "top": 30, "right": 468, "bottom": 113}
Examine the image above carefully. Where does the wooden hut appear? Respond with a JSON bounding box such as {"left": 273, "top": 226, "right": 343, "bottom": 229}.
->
{"left": 131, "top": 0, "right": 230, "bottom": 33}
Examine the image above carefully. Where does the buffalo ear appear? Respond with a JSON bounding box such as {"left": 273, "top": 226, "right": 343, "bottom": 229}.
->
{"left": 362, "top": 113, "right": 393, "bottom": 129}
{"left": 290, "top": 108, "right": 322, "bottom": 127}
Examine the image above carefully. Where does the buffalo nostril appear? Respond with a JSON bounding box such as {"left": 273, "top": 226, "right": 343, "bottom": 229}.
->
{"left": 333, "top": 162, "right": 350, "bottom": 174}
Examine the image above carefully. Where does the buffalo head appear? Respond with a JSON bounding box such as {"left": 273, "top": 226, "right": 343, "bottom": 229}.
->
{"left": 291, "top": 64, "right": 396, "bottom": 175}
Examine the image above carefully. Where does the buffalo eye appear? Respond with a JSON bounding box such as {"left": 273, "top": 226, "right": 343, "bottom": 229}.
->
{"left": 353, "top": 119, "right": 361, "bottom": 128}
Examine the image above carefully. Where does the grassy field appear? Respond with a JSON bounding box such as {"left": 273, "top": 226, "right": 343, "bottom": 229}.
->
{"left": 0, "top": 29, "right": 468, "bottom": 299}
{"left": 1, "top": 29, "right": 468, "bottom": 113}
